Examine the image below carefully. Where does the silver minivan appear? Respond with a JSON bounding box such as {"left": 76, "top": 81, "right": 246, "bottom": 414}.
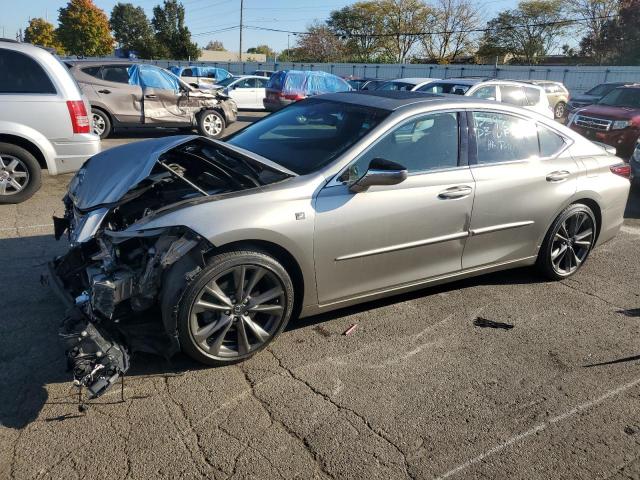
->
{"left": 0, "top": 40, "right": 100, "bottom": 203}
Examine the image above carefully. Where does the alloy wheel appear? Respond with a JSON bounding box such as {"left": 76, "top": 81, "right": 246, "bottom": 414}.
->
{"left": 550, "top": 211, "right": 594, "bottom": 276}
{"left": 0, "top": 155, "right": 29, "bottom": 196}
{"left": 92, "top": 113, "right": 106, "bottom": 136}
{"left": 202, "top": 113, "right": 223, "bottom": 136}
{"left": 189, "top": 264, "right": 286, "bottom": 358}
{"left": 554, "top": 102, "right": 566, "bottom": 119}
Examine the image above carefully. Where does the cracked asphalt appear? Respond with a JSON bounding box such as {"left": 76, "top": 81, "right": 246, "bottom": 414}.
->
{"left": 1, "top": 113, "right": 640, "bottom": 479}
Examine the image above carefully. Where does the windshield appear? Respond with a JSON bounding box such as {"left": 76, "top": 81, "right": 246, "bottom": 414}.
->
{"left": 227, "top": 99, "right": 390, "bottom": 175}
{"left": 586, "top": 83, "right": 620, "bottom": 97}
{"left": 597, "top": 88, "right": 640, "bottom": 108}
{"left": 378, "top": 81, "right": 414, "bottom": 91}
{"left": 216, "top": 76, "right": 237, "bottom": 87}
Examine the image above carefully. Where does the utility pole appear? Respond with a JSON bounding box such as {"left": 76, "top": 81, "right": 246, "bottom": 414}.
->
{"left": 239, "top": 0, "right": 243, "bottom": 62}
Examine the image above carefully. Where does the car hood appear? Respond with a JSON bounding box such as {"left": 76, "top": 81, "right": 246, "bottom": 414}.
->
{"left": 575, "top": 104, "right": 640, "bottom": 120}
{"left": 68, "top": 135, "right": 295, "bottom": 211}
{"left": 570, "top": 94, "right": 599, "bottom": 103}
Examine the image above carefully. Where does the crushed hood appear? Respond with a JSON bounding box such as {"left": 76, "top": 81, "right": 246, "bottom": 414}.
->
{"left": 68, "top": 135, "right": 294, "bottom": 211}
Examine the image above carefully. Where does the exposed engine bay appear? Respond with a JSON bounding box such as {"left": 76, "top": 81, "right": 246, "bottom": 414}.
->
{"left": 48, "top": 137, "right": 293, "bottom": 400}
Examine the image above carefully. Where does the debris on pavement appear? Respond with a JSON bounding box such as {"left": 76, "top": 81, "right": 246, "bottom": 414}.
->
{"left": 473, "top": 316, "right": 514, "bottom": 330}
{"left": 343, "top": 324, "right": 358, "bottom": 336}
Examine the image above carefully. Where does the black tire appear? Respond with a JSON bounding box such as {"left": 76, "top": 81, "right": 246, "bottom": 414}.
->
{"left": 0, "top": 143, "right": 42, "bottom": 204}
{"left": 91, "top": 108, "right": 112, "bottom": 139}
{"left": 196, "top": 109, "right": 226, "bottom": 139}
{"left": 554, "top": 101, "right": 567, "bottom": 119}
{"left": 537, "top": 204, "right": 597, "bottom": 280}
{"left": 177, "top": 250, "right": 294, "bottom": 366}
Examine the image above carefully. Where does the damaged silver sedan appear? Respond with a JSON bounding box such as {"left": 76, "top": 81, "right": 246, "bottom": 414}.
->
{"left": 49, "top": 92, "right": 630, "bottom": 399}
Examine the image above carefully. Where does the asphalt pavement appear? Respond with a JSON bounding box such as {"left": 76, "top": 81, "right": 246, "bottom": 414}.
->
{"left": 1, "top": 112, "right": 639, "bottom": 480}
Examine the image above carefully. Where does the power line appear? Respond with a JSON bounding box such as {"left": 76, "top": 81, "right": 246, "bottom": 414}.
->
{"left": 244, "top": 14, "right": 618, "bottom": 38}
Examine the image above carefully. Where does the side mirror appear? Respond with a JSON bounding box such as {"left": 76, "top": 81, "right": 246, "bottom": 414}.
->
{"left": 349, "top": 158, "right": 408, "bottom": 193}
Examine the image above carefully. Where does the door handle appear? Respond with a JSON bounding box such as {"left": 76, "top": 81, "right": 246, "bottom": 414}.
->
{"left": 546, "top": 170, "right": 570, "bottom": 182}
{"left": 438, "top": 185, "right": 473, "bottom": 199}
{"left": 145, "top": 94, "right": 157, "bottom": 99}
{"left": 97, "top": 89, "right": 111, "bottom": 94}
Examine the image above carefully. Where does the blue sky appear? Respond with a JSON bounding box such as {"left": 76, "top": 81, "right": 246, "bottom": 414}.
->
{"left": 1, "top": 0, "right": 517, "bottom": 53}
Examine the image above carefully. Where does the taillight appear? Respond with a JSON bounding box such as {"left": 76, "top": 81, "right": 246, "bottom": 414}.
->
{"left": 279, "top": 92, "right": 305, "bottom": 101}
{"left": 66, "top": 100, "right": 90, "bottom": 134}
{"left": 610, "top": 163, "right": 631, "bottom": 179}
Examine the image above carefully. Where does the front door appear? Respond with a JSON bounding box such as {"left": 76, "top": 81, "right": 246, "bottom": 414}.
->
{"left": 314, "top": 111, "right": 475, "bottom": 305}
{"left": 462, "top": 110, "right": 579, "bottom": 269}
{"left": 138, "top": 65, "right": 191, "bottom": 125}
{"left": 229, "top": 77, "right": 259, "bottom": 109}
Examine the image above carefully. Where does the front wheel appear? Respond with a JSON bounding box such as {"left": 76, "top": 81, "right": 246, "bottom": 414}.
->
{"left": 177, "top": 250, "right": 294, "bottom": 366}
{"left": 537, "top": 204, "right": 597, "bottom": 280}
{"left": 196, "top": 110, "right": 225, "bottom": 138}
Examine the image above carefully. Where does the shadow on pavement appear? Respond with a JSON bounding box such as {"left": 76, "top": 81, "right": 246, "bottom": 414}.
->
{"left": 625, "top": 184, "right": 640, "bottom": 220}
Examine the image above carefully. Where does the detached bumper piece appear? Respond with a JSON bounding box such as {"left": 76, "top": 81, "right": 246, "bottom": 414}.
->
{"left": 60, "top": 308, "right": 130, "bottom": 400}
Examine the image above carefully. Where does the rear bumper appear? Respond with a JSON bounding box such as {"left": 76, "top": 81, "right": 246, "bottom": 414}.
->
{"left": 52, "top": 134, "right": 101, "bottom": 174}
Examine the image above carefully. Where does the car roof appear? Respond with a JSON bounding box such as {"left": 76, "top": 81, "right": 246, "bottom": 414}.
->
{"left": 316, "top": 90, "right": 484, "bottom": 111}
{"left": 386, "top": 77, "right": 439, "bottom": 85}
{"left": 425, "top": 78, "right": 480, "bottom": 86}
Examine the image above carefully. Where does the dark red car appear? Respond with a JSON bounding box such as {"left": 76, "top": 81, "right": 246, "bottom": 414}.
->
{"left": 568, "top": 85, "right": 640, "bottom": 158}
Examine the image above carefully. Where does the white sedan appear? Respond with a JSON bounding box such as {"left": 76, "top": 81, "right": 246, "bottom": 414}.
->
{"left": 212, "top": 75, "right": 269, "bottom": 110}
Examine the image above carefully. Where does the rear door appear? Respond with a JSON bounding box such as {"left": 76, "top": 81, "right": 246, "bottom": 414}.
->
{"left": 90, "top": 64, "right": 143, "bottom": 124}
{"left": 462, "top": 110, "right": 578, "bottom": 269}
{"left": 254, "top": 77, "right": 268, "bottom": 108}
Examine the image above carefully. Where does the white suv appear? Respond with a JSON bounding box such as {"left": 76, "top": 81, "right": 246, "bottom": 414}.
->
{"left": 0, "top": 40, "right": 100, "bottom": 203}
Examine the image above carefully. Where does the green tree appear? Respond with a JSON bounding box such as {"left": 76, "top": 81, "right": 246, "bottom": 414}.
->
{"left": 603, "top": 0, "right": 640, "bottom": 65}
{"left": 377, "top": 0, "right": 432, "bottom": 63}
{"left": 247, "top": 44, "right": 276, "bottom": 59}
{"left": 24, "top": 18, "right": 64, "bottom": 54}
{"left": 58, "top": 0, "right": 114, "bottom": 56}
{"left": 294, "top": 23, "right": 344, "bottom": 62}
{"left": 477, "top": 0, "right": 570, "bottom": 64}
{"left": 110, "top": 3, "right": 158, "bottom": 58}
{"left": 567, "top": 0, "right": 620, "bottom": 64}
{"left": 152, "top": 0, "right": 200, "bottom": 60}
{"left": 327, "top": 2, "right": 385, "bottom": 62}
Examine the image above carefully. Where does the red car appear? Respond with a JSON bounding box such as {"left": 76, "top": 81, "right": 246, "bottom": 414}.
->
{"left": 568, "top": 84, "right": 640, "bottom": 158}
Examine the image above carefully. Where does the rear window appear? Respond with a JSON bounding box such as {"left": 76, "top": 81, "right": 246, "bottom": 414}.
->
{"left": 523, "top": 86, "right": 541, "bottom": 106}
{"left": 0, "top": 48, "right": 56, "bottom": 94}
{"left": 227, "top": 98, "right": 390, "bottom": 175}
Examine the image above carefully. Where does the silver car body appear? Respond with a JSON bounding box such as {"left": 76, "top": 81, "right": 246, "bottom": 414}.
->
{"left": 0, "top": 41, "right": 99, "bottom": 175}
{"left": 69, "top": 93, "right": 628, "bottom": 316}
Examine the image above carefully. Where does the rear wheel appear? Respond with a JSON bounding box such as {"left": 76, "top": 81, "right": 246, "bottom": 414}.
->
{"left": 196, "top": 110, "right": 225, "bottom": 138}
{"left": 554, "top": 101, "right": 567, "bottom": 119}
{"left": 177, "top": 250, "right": 294, "bottom": 365}
{"left": 537, "top": 204, "right": 596, "bottom": 280}
{"left": 91, "top": 108, "right": 112, "bottom": 139}
{"left": 0, "top": 143, "right": 41, "bottom": 204}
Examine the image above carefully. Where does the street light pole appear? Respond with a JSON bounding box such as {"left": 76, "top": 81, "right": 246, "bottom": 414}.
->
{"left": 239, "top": 0, "right": 243, "bottom": 63}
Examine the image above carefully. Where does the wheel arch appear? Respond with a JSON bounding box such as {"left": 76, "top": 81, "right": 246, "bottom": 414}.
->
{"left": 537, "top": 194, "right": 603, "bottom": 251}
{"left": 210, "top": 239, "right": 306, "bottom": 319}
{"left": 0, "top": 133, "right": 48, "bottom": 170}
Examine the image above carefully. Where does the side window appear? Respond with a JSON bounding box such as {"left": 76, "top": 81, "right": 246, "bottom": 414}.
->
{"left": 470, "top": 85, "right": 497, "bottom": 100}
{"left": 138, "top": 66, "right": 179, "bottom": 91}
{"left": 341, "top": 112, "right": 460, "bottom": 182}
{"left": 101, "top": 65, "right": 131, "bottom": 84}
{"left": 523, "top": 86, "right": 541, "bottom": 106}
{"left": 472, "top": 111, "right": 538, "bottom": 164}
{"left": 182, "top": 68, "right": 193, "bottom": 77}
{"left": 538, "top": 124, "right": 566, "bottom": 157}
{"left": 256, "top": 78, "right": 268, "bottom": 88}
{"left": 81, "top": 66, "right": 102, "bottom": 79}
{"left": 237, "top": 78, "right": 254, "bottom": 88}
{"left": 500, "top": 85, "right": 526, "bottom": 107}
{"left": 0, "top": 48, "right": 56, "bottom": 94}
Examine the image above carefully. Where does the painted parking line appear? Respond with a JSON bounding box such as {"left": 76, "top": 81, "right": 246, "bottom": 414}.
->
{"left": 436, "top": 376, "right": 640, "bottom": 479}
{"left": 0, "top": 223, "right": 53, "bottom": 232}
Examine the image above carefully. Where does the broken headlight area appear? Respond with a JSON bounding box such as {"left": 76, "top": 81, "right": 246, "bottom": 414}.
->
{"left": 51, "top": 226, "right": 209, "bottom": 400}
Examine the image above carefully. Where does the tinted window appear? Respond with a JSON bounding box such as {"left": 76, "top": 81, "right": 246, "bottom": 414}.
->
{"left": 341, "top": 112, "right": 459, "bottom": 182}
{"left": 523, "top": 86, "right": 541, "bottom": 105}
{"left": 469, "top": 85, "right": 496, "bottom": 100}
{"left": 227, "top": 99, "right": 390, "bottom": 175}
{"left": 182, "top": 68, "right": 193, "bottom": 77}
{"left": 0, "top": 48, "right": 56, "bottom": 94}
{"left": 101, "top": 65, "right": 131, "bottom": 83}
{"left": 500, "top": 85, "right": 526, "bottom": 106}
{"left": 538, "top": 124, "right": 565, "bottom": 157}
{"left": 418, "top": 82, "right": 470, "bottom": 94}
{"left": 472, "top": 112, "right": 538, "bottom": 164}
{"left": 586, "top": 83, "right": 621, "bottom": 97}
{"left": 81, "top": 66, "right": 102, "bottom": 78}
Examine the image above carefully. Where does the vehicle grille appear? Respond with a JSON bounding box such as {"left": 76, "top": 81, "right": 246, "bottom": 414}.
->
{"left": 574, "top": 115, "right": 612, "bottom": 131}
